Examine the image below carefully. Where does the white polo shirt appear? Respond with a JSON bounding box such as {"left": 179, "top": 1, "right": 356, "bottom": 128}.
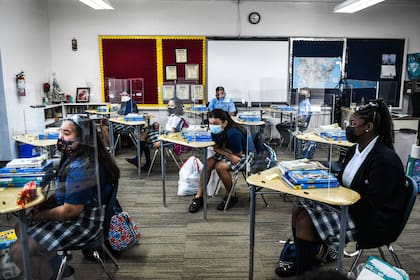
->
{"left": 342, "top": 136, "right": 379, "bottom": 187}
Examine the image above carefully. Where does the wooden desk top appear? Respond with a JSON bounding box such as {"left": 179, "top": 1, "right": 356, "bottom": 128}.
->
{"left": 13, "top": 134, "right": 57, "bottom": 148}
{"left": 159, "top": 133, "right": 215, "bottom": 148}
{"left": 85, "top": 109, "right": 112, "bottom": 115}
{"left": 108, "top": 117, "right": 146, "bottom": 126}
{"left": 296, "top": 131, "right": 354, "bottom": 148}
{"left": 184, "top": 109, "right": 208, "bottom": 115}
{"left": 0, "top": 187, "right": 45, "bottom": 214}
{"left": 232, "top": 117, "right": 266, "bottom": 126}
{"left": 247, "top": 167, "right": 360, "bottom": 206}
{"left": 264, "top": 107, "right": 297, "bottom": 114}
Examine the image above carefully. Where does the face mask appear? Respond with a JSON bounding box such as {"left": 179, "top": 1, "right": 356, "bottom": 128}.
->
{"left": 121, "top": 96, "right": 130, "bottom": 102}
{"left": 168, "top": 108, "right": 176, "bottom": 115}
{"left": 345, "top": 124, "right": 365, "bottom": 143}
{"left": 57, "top": 138, "right": 77, "bottom": 154}
{"left": 209, "top": 124, "right": 223, "bottom": 134}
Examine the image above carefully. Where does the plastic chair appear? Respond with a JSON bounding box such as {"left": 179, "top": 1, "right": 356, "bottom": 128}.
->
{"left": 348, "top": 176, "right": 418, "bottom": 271}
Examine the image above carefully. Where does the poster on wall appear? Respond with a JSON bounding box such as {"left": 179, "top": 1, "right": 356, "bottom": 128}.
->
{"left": 176, "top": 84, "right": 190, "bottom": 100}
{"left": 191, "top": 84, "right": 204, "bottom": 100}
{"left": 293, "top": 57, "right": 342, "bottom": 89}
{"left": 407, "top": 53, "right": 420, "bottom": 80}
{"left": 162, "top": 85, "right": 175, "bottom": 100}
{"left": 380, "top": 54, "right": 396, "bottom": 79}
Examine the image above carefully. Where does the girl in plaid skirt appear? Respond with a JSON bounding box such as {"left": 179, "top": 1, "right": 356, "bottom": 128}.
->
{"left": 277, "top": 99, "right": 407, "bottom": 277}
{"left": 189, "top": 109, "right": 254, "bottom": 213}
{"left": 11, "top": 115, "right": 120, "bottom": 280}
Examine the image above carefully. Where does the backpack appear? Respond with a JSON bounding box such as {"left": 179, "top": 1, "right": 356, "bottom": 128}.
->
{"left": 250, "top": 142, "right": 278, "bottom": 174}
{"left": 174, "top": 118, "right": 192, "bottom": 155}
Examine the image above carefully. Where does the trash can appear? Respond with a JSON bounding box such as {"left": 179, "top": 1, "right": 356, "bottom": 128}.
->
{"left": 394, "top": 129, "right": 417, "bottom": 170}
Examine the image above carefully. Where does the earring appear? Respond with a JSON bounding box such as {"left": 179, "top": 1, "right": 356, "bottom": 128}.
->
{"left": 365, "top": 129, "right": 369, "bottom": 133}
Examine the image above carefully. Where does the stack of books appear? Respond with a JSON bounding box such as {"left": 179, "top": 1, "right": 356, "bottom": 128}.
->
{"left": 0, "top": 157, "right": 55, "bottom": 187}
{"left": 279, "top": 159, "right": 339, "bottom": 190}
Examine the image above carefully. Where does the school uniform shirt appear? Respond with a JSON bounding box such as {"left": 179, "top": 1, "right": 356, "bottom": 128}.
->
{"left": 208, "top": 97, "right": 236, "bottom": 114}
{"left": 297, "top": 98, "right": 311, "bottom": 119}
{"left": 166, "top": 114, "right": 181, "bottom": 132}
{"left": 339, "top": 141, "right": 407, "bottom": 248}
{"left": 27, "top": 156, "right": 104, "bottom": 251}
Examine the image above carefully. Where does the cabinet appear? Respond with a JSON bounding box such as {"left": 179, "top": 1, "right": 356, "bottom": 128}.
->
{"left": 24, "top": 103, "right": 106, "bottom": 132}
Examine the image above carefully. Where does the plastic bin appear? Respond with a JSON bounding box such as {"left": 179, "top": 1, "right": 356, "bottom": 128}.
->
{"left": 18, "top": 144, "right": 40, "bottom": 158}
{"left": 394, "top": 129, "right": 417, "bottom": 170}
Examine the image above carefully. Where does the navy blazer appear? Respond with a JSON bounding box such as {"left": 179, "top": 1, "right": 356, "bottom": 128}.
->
{"left": 338, "top": 141, "right": 407, "bottom": 248}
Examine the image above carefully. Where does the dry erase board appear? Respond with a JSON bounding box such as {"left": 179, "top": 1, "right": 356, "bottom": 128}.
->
{"left": 207, "top": 39, "right": 289, "bottom": 103}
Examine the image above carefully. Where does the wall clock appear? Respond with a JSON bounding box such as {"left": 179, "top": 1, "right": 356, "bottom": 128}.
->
{"left": 248, "top": 12, "right": 261, "bottom": 24}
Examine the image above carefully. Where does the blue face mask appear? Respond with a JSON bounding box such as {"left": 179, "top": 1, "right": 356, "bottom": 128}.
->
{"left": 209, "top": 124, "right": 223, "bottom": 134}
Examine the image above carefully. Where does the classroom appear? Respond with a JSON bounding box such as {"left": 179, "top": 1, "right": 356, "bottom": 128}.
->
{"left": 0, "top": 0, "right": 420, "bottom": 279}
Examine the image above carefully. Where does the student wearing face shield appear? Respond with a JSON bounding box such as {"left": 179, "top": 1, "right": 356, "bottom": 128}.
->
{"left": 188, "top": 109, "right": 254, "bottom": 213}
{"left": 10, "top": 115, "right": 120, "bottom": 279}
{"left": 126, "top": 98, "right": 185, "bottom": 171}
{"left": 207, "top": 86, "right": 236, "bottom": 116}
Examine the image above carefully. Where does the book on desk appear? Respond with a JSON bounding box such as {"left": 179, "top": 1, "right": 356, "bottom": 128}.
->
{"left": 0, "top": 159, "right": 54, "bottom": 187}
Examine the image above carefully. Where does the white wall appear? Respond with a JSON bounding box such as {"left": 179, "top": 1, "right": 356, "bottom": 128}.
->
{"left": 0, "top": 0, "right": 51, "bottom": 159}
{"left": 46, "top": 0, "right": 420, "bottom": 104}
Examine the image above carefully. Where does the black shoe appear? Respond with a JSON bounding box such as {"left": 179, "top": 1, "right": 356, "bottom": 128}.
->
{"left": 126, "top": 157, "right": 138, "bottom": 167}
{"left": 217, "top": 195, "right": 238, "bottom": 211}
{"left": 275, "top": 261, "right": 296, "bottom": 277}
{"left": 189, "top": 197, "right": 203, "bottom": 213}
{"left": 141, "top": 164, "right": 151, "bottom": 172}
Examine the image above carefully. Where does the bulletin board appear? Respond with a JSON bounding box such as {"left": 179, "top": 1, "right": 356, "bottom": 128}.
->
{"left": 99, "top": 36, "right": 206, "bottom": 105}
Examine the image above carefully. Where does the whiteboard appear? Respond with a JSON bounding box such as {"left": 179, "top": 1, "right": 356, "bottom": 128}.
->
{"left": 207, "top": 40, "right": 289, "bottom": 103}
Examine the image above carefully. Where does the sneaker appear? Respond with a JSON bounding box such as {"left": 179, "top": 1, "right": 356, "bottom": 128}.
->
{"left": 126, "top": 157, "right": 138, "bottom": 167}
{"left": 216, "top": 195, "right": 238, "bottom": 211}
{"left": 189, "top": 197, "right": 203, "bottom": 213}
{"left": 274, "top": 261, "right": 296, "bottom": 277}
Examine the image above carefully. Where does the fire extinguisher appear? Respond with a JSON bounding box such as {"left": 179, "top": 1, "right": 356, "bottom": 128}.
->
{"left": 16, "top": 71, "right": 26, "bottom": 96}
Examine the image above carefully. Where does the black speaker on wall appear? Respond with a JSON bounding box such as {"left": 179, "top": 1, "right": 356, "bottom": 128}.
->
{"left": 324, "top": 89, "right": 342, "bottom": 124}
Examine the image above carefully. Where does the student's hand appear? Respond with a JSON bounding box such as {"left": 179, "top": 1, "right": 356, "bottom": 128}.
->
{"left": 230, "top": 154, "right": 240, "bottom": 164}
{"left": 153, "top": 141, "right": 161, "bottom": 148}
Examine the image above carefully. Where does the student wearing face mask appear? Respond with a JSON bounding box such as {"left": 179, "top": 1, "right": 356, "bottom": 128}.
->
{"left": 207, "top": 86, "right": 236, "bottom": 116}
{"left": 10, "top": 115, "right": 120, "bottom": 279}
{"left": 188, "top": 109, "right": 254, "bottom": 213}
{"left": 275, "top": 99, "right": 407, "bottom": 277}
{"left": 126, "top": 98, "right": 185, "bottom": 170}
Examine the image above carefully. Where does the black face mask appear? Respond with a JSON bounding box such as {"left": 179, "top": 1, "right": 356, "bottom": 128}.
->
{"left": 57, "top": 138, "right": 77, "bottom": 154}
{"left": 168, "top": 108, "right": 176, "bottom": 115}
{"left": 345, "top": 124, "right": 365, "bottom": 143}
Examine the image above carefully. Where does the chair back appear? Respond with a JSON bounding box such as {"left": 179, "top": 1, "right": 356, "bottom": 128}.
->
{"left": 398, "top": 176, "right": 418, "bottom": 235}
{"left": 175, "top": 117, "right": 189, "bottom": 132}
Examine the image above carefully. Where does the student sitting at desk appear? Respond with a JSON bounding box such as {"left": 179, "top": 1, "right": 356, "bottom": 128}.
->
{"left": 276, "top": 99, "right": 407, "bottom": 277}
{"left": 126, "top": 97, "right": 185, "bottom": 171}
{"left": 101, "top": 91, "right": 138, "bottom": 149}
{"left": 275, "top": 87, "right": 311, "bottom": 146}
{"left": 10, "top": 115, "right": 120, "bottom": 280}
{"left": 208, "top": 86, "right": 236, "bottom": 116}
{"left": 188, "top": 109, "right": 253, "bottom": 213}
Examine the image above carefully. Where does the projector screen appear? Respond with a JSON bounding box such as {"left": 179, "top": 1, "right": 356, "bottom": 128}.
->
{"left": 207, "top": 39, "right": 289, "bottom": 104}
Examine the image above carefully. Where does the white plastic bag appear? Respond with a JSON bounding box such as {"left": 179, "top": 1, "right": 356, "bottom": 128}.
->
{"left": 177, "top": 156, "right": 203, "bottom": 196}
{"left": 206, "top": 169, "right": 220, "bottom": 197}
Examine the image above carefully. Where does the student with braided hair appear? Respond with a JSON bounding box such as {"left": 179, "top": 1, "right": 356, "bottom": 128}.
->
{"left": 276, "top": 99, "right": 408, "bottom": 277}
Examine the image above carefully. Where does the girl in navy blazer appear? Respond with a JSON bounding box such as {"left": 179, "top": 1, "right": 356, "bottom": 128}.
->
{"left": 276, "top": 99, "right": 407, "bottom": 277}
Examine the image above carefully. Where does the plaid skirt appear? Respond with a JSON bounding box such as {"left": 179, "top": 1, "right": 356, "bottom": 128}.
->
{"left": 28, "top": 205, "right": 105, "bottom": 252}
{"left": 299, "top": 199, "right": 356, "bottom": 250}
{"left": 213, "top": 152, "right": 254, "bottom": 173}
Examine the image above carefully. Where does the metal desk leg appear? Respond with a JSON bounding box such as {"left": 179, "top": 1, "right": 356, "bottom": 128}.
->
{"left": 136, "top": 125, "right": 142, "bottom": 177}
{"left": 249, "top": 185, "right": 256, "bottom": 280}
{"left": 160, "top": 140, "right": 167, "bottom": 207}
{"left": 337, "top": 206, "right": 349, "bottom": 272}
{"left": 18, "top": 210, "right": 32, "bottom": 280}
{"left": 202, "top": 148, "right": 208, "bottom": 220}
{"left": 109, "top": 122, "right": 115, "bottom": 158}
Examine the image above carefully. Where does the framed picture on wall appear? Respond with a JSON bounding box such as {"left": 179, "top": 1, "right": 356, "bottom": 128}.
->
{"left": 76, "top": 87, "right": 90, "bottom": 103}
{"left": 191, "top": 84, "right": 204, "bottom": 100}
{"left": 162, "top": 85, "right": 175, "bottom": 101}
{"left": 185, "top": 64, "right": 199, "bottom": 80}
{"left": 176, "top": 84, "right": 190, "bottom": 100}
{"left": 165, "top": 65, "right": 177, "bottom": 80}
{"left": 175, "top": 48, "right": 188, "bottom": 63}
